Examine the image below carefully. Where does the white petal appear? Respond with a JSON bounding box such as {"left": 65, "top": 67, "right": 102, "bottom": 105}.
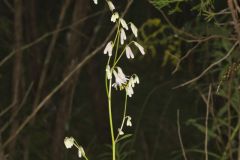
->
{"left": 125, "top": 45, "right": 134, "bottom": 59}
{"left": 129, "top": 77, "right": 135, "bottom": 87}
{"left": 134, "top": 41, "right": 145, "bottom": 55}
{"left": 113, "top": 70, "right": 123, "bottom": 85}
{"left": 120, "top": 18, "right": 129, "bottom": 30}
{"left": 106, "top": 65, "right": 112, "bottom": 80}
{"left": 93, "top": 0, "right": 98, "bottom": 4}
{"left": 126, "top": 117, "right": 132, "bottom": 127}
{"left": 130, "top": 22, "right": 138, "bottom": 37}
{"left": 107, "top": 1, "right": 115, "bottom": 11}
{"left": 126, "top": 85, "right": 134, "bottom": 97}
{"left": 64, "top": 137, "right": 74, "bottom": 149}
{"left": 104, "top": 41, "right": 113, "bottom": 56}
{"left": 118, "top": 128, "right": 124, "bottom": 135}
{"left": 117, "top": 67, "right": 127, "bottom": 82}
{"left": 120, "top": 28, "right": 126, "bottom": 45}
{"left": 78, "top": 149, "right": 82, "bottom": 158}
{"left": 134, "top": 75, "right": 139, "bottom": 84}
{"left": 111, "top": 12, "right": 119, "bottom": 22}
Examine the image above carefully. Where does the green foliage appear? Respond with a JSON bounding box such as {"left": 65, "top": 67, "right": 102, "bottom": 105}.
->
{"left": 149, "top": 0, "right": 186, "bottom": 14}
{"left": 139, "top": 18, "right": 181, "bottom": 67}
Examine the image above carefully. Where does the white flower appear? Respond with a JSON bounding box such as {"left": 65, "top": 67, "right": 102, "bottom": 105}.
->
{"left": 106, "top": 65, "right": 112, "bottom": 80}
{"left": 120, "top": 28, "right": 126, "bottom": 45}
{"left": 93, "top": 0, "right": 97, "bottom": 4}
{"left": 134, "top": 75, "right": 139, "bottom": 84}
{"left": 134, "top": 41, "right": 145, "bottom": 55}
{"left": 130, "top": 22, "right": 138, "bottom": 37}
{"left": 126, "top": 84, "right": 134, "bottom": 97}
{"left": 129, "top": 77, "right": 135, "bottom": 87}
{"left": 126, "top": 116, "right": 132, "bottom": 127}
{"left": 78, "top": 146, "right": 85, "bottom": 158}
{"left": 118, "top": 128, "right": 124, "bottom": 135}
{"left": 111, "top": 12, "right": 119, "bottom": 22}
{"left": 112, "top": 67, "right": 128, "bottom": 88}
{"left": 104, "top": 41, "right": 113, "bottom": 56}
{"left": 64, "top": 137, "right": 74, "bottom": 149}
{"left": 78, "top": 149, "right": 82, "bottom": 158}
{"left": 125, "top": 45, "right": 134, "bottom": 59}
{"left": 107, "top": 1, "right": 115, "bottom": 11}
{"left": 117, "top": 67, "right": 127, "bottom": 82}
{"left": 120, "top": 18, "right": 129, "bottom": 30}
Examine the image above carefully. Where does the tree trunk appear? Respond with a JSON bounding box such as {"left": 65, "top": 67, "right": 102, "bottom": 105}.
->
{"left": 51, "top": 1, "right": 89, "bottom": 160}
{"left": 9, "top": 0, "right": 23, "bottom": 158}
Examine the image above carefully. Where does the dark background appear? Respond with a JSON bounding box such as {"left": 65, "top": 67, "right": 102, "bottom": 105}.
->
{"left": 1, "top": 0, "right": 239, "bottom": 160}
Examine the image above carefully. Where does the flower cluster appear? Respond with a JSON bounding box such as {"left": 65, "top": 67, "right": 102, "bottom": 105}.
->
{"left": 101, "top": 0, "right": 145, "bottom": 140}
{"left": 64, "top": 137, "right": 86, "bottom": 159}
{"left": 102, "top": 0, "right": 145, "bottom": 98}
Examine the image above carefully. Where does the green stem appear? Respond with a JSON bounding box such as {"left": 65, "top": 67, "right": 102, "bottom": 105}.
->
{"left": 113, "top": 41, "right": 135, "bottom": 68}
{"left": 107, "top": 78, "right": 116, "bottom": 160}
{"left": 115, "top": 92, "right": 128, "bottom": 142}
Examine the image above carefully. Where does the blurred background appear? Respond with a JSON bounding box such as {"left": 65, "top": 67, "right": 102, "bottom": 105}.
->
{"left": 1, "top": 0, "right": 240, "bottom": 160}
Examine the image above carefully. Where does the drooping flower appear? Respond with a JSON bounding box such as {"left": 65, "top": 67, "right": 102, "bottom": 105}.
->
{"left": 111, "top": 12, "right": 119, "bottom": 22}
{"left": 130, "top": 22, "right": 138, "bottom": 37}
{"left": 134, "top": 75, "right": 140, "bottom": 84}
{"left": 128, "top": 77, "right": 135, "bottom": 88}
{"left": 112, "top": 67, "right": 128, "bottom": 88}
{"left": 78, "top": 149, "right": 82, "bottom": 158}
{"left": 116, "top": 67, "right": 127, "bottom": 82}
{"left": 64, "top": 137, "right": 74, "bottom": 149}
{"left": 118, "top": 128, "right": 124, "bottom": 135}
{"left": 126, "top": 116, "right": 132, "bottom": 127}
{"left": 120, "top": 28, "right": 126, "bottom": 45}
{"left": 120, "top": 18, "right": 129, "bottom": 30}
{"left": 125, "top": 45, "right": 134, "bottom": 59}
{"left": 133, "top": 41, "right": 145, "bottom": 55}
{"left": 93, "top": 0, "right": 97, "bottom": 4}
{"left": 106, "top": 0, "right": 115, "bottom": 11}
{"left": 104, "top": 41, "right": 113, "bottom": 56}
{"left": 78, "top": 146, "right": 85, "bottom": 158}
{"left": 106, "top": 65, "right": 112, "bottom": 80}
{"left": 125, "top": 84, "right": 134, "bottom": 97}
{"left": 125, "top": 75, "right": 139, "bottom": 97}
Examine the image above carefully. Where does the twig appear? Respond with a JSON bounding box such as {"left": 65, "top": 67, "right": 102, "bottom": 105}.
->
{"left": 0, "top": 83, "right": 33, "bottom": 133}
{"left": 177, "top": 110, "right": 188, "bottom": 160}
{"left": 172, "top": 42, "right": 201, "bottom": 74}
{"left": 204, "top": 85, "right": 211, "bottom": 160}
{"left": 32, "top": 0, "right": 72, "bottom": 116}
{"left": 173, "top": 41, "right": 238, "bottom": 89}
{"left": 159, "top": 10, "right": 197, "bottom": 39}
{"left": 0, "top": 10, "right": 107, "bottom": 67}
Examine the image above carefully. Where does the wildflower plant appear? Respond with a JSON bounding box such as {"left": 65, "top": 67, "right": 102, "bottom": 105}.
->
{"left": 64, "top": 0, "right": 145, "bottom": 159}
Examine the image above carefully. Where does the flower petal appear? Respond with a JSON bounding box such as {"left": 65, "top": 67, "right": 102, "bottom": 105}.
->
{"left": 106, "top": 65, "right": 112, "bottom": 80}
{"left": 107, "top": 1, "right": 115, "bottom": 11}
{"left": 130, "top": 22, "right": 138, "bottom": 37}
{"left": 125, "top": 45, "right": 134, "bottom": 59}
{"left": 104, "top": 41, "right": 113, "bottom": 56}
{"left": 134, "top": 41, "right": 145, "bottom": 55}
{"left": 126, "top": 116, "right": 132, "bottom": 127}
{"left": 118, "top": 128, "right": 124, "bottom": 135}
{"left": 64, "top": 137, "right": 74, "bottom": 149}
{"left": 93, "top": 0, "right": 97, "bottom": 4}
{"left": 111, "top": 12, "right": 119, "bottom": 22}
{"left": 120, "top": 18, "right": 129, "bottom": 30}
{"left": 120, "top": 29, "right": 126, "bottom": 45}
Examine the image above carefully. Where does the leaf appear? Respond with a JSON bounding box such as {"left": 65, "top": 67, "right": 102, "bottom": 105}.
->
{"left": 116, "top": 134, "right": 132, "bottom": 143}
